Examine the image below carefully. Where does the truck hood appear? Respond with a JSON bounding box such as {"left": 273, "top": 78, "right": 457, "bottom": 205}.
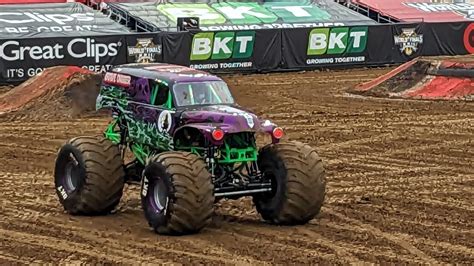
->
{"left": 179, "top": 105, "right": 264, "bottom": 133}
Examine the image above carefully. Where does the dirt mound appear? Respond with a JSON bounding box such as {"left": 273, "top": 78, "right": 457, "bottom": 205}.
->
{"left": 0, "top": 66, "right": 104, "bottom": 121}
{"left": 351, "top": 56, "right": 474, "bottom": 101}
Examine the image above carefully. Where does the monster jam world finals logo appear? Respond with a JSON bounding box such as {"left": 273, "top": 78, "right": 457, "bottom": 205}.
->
{"left": 394, "top": 28, "right": 423, "bottom": 56}
{"left": 127, "top": 38, "right": 162, "bottom": 63}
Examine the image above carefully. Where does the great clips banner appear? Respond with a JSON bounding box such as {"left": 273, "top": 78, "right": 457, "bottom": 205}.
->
{"left": 0, "top": 34, "right": 127, "bottom": 82}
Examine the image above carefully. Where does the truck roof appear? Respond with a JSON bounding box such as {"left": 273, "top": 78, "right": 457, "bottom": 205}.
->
{"left": 110, "top": 63, "right": 223, "bottom": 84}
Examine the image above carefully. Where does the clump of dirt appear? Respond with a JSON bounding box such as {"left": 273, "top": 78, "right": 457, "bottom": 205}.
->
{"left": 0, "top": 66, "right": 106, "bottom": 121}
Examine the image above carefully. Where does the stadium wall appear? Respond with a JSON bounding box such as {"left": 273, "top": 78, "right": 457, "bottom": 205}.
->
{"left": 1, "top": 21, "right": 474, "bottom": 84}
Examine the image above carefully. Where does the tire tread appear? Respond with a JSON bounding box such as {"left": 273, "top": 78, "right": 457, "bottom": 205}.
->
{"left": 59, "top": 136, "right": 125, "bottom": 215}
{"left": 255, "top": 140, "right": 326, "bottom": 225}
{"left": 146, "top": 151, "right": 214, "bottom": 235}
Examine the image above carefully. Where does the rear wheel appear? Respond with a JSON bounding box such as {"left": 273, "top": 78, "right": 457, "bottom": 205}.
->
{"left": 54, "top": 136, "right": 125, "bottom": 215}
{"left": 253, "top": 141, "right": 326, "bottom": 225}
{"left": 141, "top": 151, "right": 214, "bottom": 235}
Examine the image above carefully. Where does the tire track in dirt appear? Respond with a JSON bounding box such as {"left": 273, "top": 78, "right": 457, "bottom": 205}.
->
{"left": 0, "top": 251, "right": 25, "bottom": 264}
{"left": 208, "top": 227, "right": 342, "bottom": 264}
{"left": 0, "top": 199, "right": 267, "bottom": 265}
{"left": 13, "top": 215, "right": 264, "bottom": 264}
{"left": 212, "top": 211, "right": 385, "bottom": 263}
{"left": 0, "top": 228, "right": 147, "bottom": 264}
{"left": 0, "top": 216, "right": 257, "bottom": 264}
{"left": 290, "top": 227, "right": 365, "bottom": 264}
{"left": 214, "top": 215, "right": 434, "bottom": 264}
{"left": 177, "top": 236, "right": 267, "bottom": 265}
{"left": 255, "top": 77, "right": 374, "bottom": 86}
{"left": 322, "top": 208, "right": 440, "bottom": 264}
{"left": 0, "top": 143, "right": 54, "bottom": 154}
{"left": 324, "top": 220, "right": 474, "bottom": 256}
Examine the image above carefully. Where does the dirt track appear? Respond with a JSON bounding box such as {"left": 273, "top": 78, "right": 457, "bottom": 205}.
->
{"left": 0, "top": 68, "right": 473, "bottom": 264}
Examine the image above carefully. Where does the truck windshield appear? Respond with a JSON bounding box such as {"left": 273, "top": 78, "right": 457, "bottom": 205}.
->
{"left": 173, "top": 81, "right": 235, "bottom": 107}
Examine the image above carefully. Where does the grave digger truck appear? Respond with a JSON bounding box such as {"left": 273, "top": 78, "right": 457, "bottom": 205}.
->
{"left": 53, "top": 63, "right": 326, "bottom": 235}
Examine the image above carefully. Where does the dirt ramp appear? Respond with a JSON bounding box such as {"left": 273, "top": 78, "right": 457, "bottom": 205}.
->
{"left": 351, "top": 56, "right": 474, "bottom": 101}
{"left": 0, "top": 66, "right": 103, "bottom": 121}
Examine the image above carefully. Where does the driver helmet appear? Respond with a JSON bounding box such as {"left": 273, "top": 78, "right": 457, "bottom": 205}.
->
{"left": 193, "top": 84, "right": 209, "bottom": 104}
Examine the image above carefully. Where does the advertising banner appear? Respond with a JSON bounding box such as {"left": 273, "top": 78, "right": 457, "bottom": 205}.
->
{"left": 282, "top": 26, "right": 373, "bottom": 69}
{"left": 422, "top": 22, "right": 471, "bottom": 56}
{"left": 282, "top": 23, "right": 437, "bottom": 69}
{"left": 161, "top": 32, "right": 192, "bottom": 67}
{"left": 0, "top": 34, "right": 127, "bottom": 83}
{"left": 162, "top": 29, "right": 281, "bottom": 72}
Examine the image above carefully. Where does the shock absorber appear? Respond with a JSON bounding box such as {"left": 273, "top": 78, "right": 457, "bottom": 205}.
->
{"left": 205, "top": 146, "right": 216, "bottom": 178}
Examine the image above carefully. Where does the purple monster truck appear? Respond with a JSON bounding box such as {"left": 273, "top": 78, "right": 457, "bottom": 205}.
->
{"left": 53, "top": 63, "right": 326, "bottom": 235}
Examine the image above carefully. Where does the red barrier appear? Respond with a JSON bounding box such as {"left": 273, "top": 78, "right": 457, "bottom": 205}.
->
{"left": 405, "top": 76, "right": 474, "bottom": 99}
{"left": 351, "top": 0, "right": 471, "bottom": 22}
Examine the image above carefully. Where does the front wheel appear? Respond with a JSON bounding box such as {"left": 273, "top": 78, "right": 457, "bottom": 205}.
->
{"left": 253, "top": 141, "right": 326, "bottom": 225}
{"left": 141, "top": 151, "right": 214, "bottom": 235}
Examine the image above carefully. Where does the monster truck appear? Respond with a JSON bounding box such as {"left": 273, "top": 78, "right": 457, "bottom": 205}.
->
{"left": 53, "top": 63, "right": 326, "bottom": 235}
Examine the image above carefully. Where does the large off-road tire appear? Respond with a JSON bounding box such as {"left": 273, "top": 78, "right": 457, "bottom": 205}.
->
{"left": 141, "top": 151, "right": 214, "bottom": 235}
{"left": 54, "top": 136, "right": 125, "bottom": 215}
{"left": 253, "top": 141, "right": 326, "bottom": 225}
